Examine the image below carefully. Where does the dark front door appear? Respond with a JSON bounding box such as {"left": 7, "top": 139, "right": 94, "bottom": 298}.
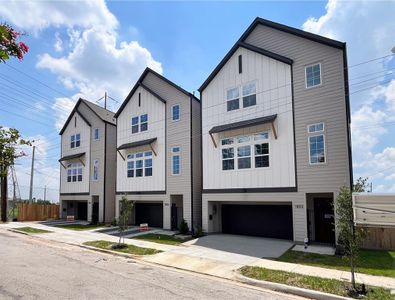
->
{"left": 171, "top": 203, "right": 178, "bottom": 230}
{"left": 221, "top": 204, "right": 293, "bottom": 240}
{"left": 92, "top": 202, "right": 99, "bottom": 224}
{"left": 314, "top": 198, "right": 335, "bottom": 244}
{"left": 135, "top": 203, "right": 163, "bottom": 228}
{"left": 77, "top": 202, "right": 87, "bottom": 220}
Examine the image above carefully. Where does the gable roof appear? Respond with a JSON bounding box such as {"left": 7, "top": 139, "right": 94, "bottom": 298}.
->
{"left": 114, "top": 67, "right": 199, "bottom": 118}
{"left": 199, "top": 17, "right": 346, "bottom": 92}
{"left": 59, "top": 98, "right": 115, "bottom": 135}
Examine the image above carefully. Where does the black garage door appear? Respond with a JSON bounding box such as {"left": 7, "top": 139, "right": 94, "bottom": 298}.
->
{"left": 135, "top": 203, "right": 163, "bottom": 228}
{"left": 222, "top": 204, "right": 293, "bottom": 240}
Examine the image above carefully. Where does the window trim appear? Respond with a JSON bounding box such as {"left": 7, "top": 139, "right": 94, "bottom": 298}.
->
{"left": 307, "top": 122, "right": 326, "bottom": 165}
{"left": 66, "top": 162, "right": 83, "bottom": 182}
{"left": 242, "top": 81, "right": 257, "bottom": 108}
{"left": 305, "top": 63, "right": 322, "bottom": 89}
{"left": 70, "top": 133, "right": 81, "bottom": 149}
{"left": 94, "top": 128, "right": 100, "bottom": 141}
{"left": 226, "top": 86, "right": 240, "bottom": 112}
{"left": 171, "top": 146, "right": 181, "bottom": 175}
{"left": 171, "top": 104, "right": 181, "bottom": 122}
{"left": 126, "top": 151, "right": 153, "bottom": 178}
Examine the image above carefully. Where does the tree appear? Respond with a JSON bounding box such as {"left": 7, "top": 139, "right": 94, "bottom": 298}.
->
{"left": 115, "top": 195, "right": 134, "bottom": 247}
{"left": 335, "top": 177, "right": 368, "bottom": 292}
{"left": 0, "top": 23, "right": 29, "bottom": 62}
{"left": 0, "top": 127, "right": 32, "bottom": 222}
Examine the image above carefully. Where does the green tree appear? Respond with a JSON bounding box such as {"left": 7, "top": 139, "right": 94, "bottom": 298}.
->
{"left": 0, "top": 127, "right": 32, "bottom": 222}
{"left": 117, "top": 196, "right": 134, "bottom": 246}
{"left": 0, "top": 23, "right": 29, "bottom": 62}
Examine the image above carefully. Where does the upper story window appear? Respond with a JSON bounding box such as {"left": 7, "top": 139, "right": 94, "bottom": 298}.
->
{"left": 172, "top": 104, "right": 180, "bottom": 121}
{"left": 226, "top": 82, "right": 257, "bottom": 111}
{"left": 94, "top": 128, "right": 100, "bottom": 141}
{"left": 221, "top": 132, "right": 269, "bottom": 171}
{"left": 70, "top": 133, "right": 80, "bottom": 149}
{"left": 305, "top": 63, "right": 321, "bottom": 88}
{"left": 171, "top": 146, "right": 181, "bottom": 175}
{"left": 127, "top": 151, "right": 153, "bottom": 178}
{"left": 93, "top": 159, "right": 99, "bottom": 181}
{"left": 308, "top": 122, "right": 326, "bottom": 164}
{"left": 131, "top": 114, "right": 149, "bottom": 134}
{"left": 67, "top": 163, "right": 83, "bottom": 182}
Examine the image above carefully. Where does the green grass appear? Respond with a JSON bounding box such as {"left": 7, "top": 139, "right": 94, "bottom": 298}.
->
{"left": 278, "top": 249, "right": 395, "bottom": 278}
{"left": 131, "top": 233, "right": 190, "bottom": 245}
{"left": 83, "top": 240, "right": 161, "bottom": 255}
{"left": 54, "top": 224, "right": 106, "bottom": 231}
{"left": 14, "top": 227, "right": 52, "bottom": 234}
{"left": 240, "top": 266, "right": 393, "bottom": 300}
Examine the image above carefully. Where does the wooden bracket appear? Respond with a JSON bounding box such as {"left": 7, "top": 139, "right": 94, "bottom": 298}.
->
{"left": 209, "top": 133, "right": 217, "bottom": 148}
{"left": 78, "top": 158, "right": 85, "bottom": 167}
{"left": 59, "top": 161, "right": 66, "bottom": 169}
{"left": 117, "top": 150, "right": 125, "bottom": 161}
{"left": 149, "top": 143, "right": 157, "bottom": 156}
{"left": 271, "top": 122, "right": 278, "bottom": 139}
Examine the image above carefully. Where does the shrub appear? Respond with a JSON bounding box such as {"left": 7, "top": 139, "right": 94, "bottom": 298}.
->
{"left": 179, "top": 219, "right": 189, "bottom": 234}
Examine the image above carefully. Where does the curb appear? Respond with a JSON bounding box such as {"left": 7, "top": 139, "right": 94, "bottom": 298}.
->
{"left": 78, "top": 244, "right": 146, "bottom": 260}
{"left": 234, "top": 272, "right": 352, "bottom": 300}
{"left": 8, "top": 228, "right": 33, "bottom": 236}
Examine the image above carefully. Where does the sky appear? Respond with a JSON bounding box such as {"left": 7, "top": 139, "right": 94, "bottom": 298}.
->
{"left": 0, "top": 0, "right": 394, "bottom": 202}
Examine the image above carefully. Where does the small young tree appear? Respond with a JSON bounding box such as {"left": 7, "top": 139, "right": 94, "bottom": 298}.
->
{"left": 116, "top": 195, "right": 134, "bottom": 247}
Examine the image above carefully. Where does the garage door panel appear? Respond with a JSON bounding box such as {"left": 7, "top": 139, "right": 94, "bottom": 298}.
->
{"left": 135, "top": 203, "right": 163, "bottom": 228}
{"left": 222, "top": 204, "right": 293, "bottom": 240}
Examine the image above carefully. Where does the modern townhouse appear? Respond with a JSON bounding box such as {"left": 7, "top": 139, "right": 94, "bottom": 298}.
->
{"left": 114, "top": 68, "right": 201, "bottom": 231}
{"left": 59, "top": 99, "right": 117, "bottom": 223}
{"left": 199, "top": 18, "right": 352, "bottom": 244}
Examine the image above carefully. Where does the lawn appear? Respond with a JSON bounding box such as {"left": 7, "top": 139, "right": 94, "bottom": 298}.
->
{"left": 54, "top": 224, "right": 106, "bottom": 231}
{"left": 14, "top": 227, "right": 52, "bottom": 234}
{"left": 278, "top": 249, "right": 395, "bottom": 278}
{"left": 83, "top": 240, "right": 161, "bottom": 255}
{"left": 240, "top": 266, "right": 392, "bottom": 300}
{"left": 130, "top": 233, "right": 190, "bottom": 245}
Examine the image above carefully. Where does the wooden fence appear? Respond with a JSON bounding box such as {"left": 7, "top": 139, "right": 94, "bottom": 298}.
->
{"left": 357, "top": 225, "right": 395, "bottom": 251}
{"left": 17, "top": 203, "right": 60, "bottom": 221}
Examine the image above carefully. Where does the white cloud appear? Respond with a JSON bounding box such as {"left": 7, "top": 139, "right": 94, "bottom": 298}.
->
{"left": 51, "top": 95, "right": 81, "bottom": 131}
{"left": 54, "top": 32, "right": 63, "bottom": 52}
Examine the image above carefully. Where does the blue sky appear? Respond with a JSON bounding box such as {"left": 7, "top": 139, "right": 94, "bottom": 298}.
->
{"left": 1, "top": 0, "right": 395, "bottom": 202}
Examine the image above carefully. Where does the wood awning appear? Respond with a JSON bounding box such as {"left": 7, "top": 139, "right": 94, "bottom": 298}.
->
{"left": 58, "top": 152, "right": 85, "bottom": 168}
{"left": 117, "top": 137, "right": 158, "bottom": 160}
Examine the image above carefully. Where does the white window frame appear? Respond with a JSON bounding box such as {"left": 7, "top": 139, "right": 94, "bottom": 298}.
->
{"left": 171, "top": 146, "right": 181, "bottom": 175}
{"left": 305, "top": 63, "right": 322, "bottom": 89}
{"left": 226, "top": 87, "right": 240, "bottom": 112}
{"left": 126, "top": 151, "right": 153, "bottom": 177}
{"left": 70, "top": 133, "right": 80, "bottom": 149}
{"left": 66, "top": 163, "right": 83, "bottom": 182}
{"left": 171, "top": 104, "right": 181, "bottom": 122}
{"left": 140, "top": 114, "right": 148, "bottom": 132}
{"left": 242, "top": 81, "right": 257, "bottom": 108}
{"left": 307, "top": 122, "right": 326, "bottom": 165}
{"left": 94, "top": 128, "right": 100, "bottom": 141}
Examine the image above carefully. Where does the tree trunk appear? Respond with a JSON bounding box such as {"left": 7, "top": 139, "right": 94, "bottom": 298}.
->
{"left": 1, "top": 174, "right": 7, "bottom": 222}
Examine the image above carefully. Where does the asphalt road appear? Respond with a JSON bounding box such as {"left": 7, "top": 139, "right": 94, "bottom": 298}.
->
{"left": 0, "top": 230, "right": 302, "bottom": 300}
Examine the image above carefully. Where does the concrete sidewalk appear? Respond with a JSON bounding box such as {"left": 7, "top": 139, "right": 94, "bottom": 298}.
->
{"left": 2, "top": 221, "right": 395, "bottom": 290}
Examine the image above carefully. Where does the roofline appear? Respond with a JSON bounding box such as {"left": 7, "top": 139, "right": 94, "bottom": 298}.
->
{"left": 80, "top": 99, "right": 116, "bottom": 125}
{"left": 198, "top": 17, "right": 346, "bottom": 92}
{"left": 114, "top": 67, "right": 198, "bottom": 118}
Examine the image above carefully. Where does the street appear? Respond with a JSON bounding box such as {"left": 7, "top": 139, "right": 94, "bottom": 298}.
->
{"left": 0, "top": 230, "right": 300, "bottom": 300}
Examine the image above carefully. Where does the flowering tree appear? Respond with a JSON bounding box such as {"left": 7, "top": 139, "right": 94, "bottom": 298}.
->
{"left": 0, "top": 23, "right": 29, "bottom": 62}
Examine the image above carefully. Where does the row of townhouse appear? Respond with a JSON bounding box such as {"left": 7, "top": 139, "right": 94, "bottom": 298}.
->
{"left": 59, "top": 17, "right": 352, "bottom": 244}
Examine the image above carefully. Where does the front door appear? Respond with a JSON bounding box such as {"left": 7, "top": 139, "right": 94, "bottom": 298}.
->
{"left": 92, "top": 202, "right": 99, "bottom": 224}
{"left": 171, "top": 203, "right": 178, "bottom": 230}
{"left": 77, "top": 202, "right": 88, "bottom": 221}
{"left": 314, "top": 198, "right": 335, "bottom": 244}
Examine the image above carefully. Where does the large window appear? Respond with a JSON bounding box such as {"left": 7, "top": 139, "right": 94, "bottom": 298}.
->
{"left": 127, "top": 151, "right": 153, "bottom": 177}
{"left": 308, "top": 122, "right": 326, "bottom": 164}
{"left": 172, "top": 146, "right": 181, "bottom": 175}
{"left": 305, "top": 64, "right": 321, "bottom": 88}
{"left": 70, "top": 133, "right": 80, "bottom": 149}
{"left": 131, "top": 114, "right": 148, "bottom": 134}
{"left": 221, "top": 132, "right": 269, "bottom": 171}
{"left": 67, "top": 163, "right": 83, "bottom": 182}
{"left": 226, "top": 82, "right": 257, "bottom": 111}
{"left": 172, "top": 104, "right": 180, "bottom": 121}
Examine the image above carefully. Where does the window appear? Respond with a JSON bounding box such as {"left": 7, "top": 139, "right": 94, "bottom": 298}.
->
{"left": 172, "top": 147, "right": 181, "bottom": 175}
{"left": 172, "top": 104, "right": 180, "bottom": 121}
{"left": 94, "top": 128, "right": 99, "bottom": 140}
{"left": 308, "top": 122, "right": 325, "bottom": 164}
{"left": 226, "top": 87, "right": 239, "bottom": 111}
{"left": 305, "top": 63, "right": 321, "bottom": 88}
{"left": 131, "top": 117, "right": 139, "bottom": 134}
{"left": 242, "top": 82, "right": 256, "bottom": 108}
{"left": 70, "top": 134, "right": 80, "bottom": 148}
{"left": 221, "top": 132, "right": 270, "bottom": 171}
{"left": 67, "top": 163, "right": 83, "bottom": 182}
{"left": 127, "top": 152, "right": 153, "bottom": 177}
{"left": 140, "top": 114, "right": 148, "bottom": 132}
{"left": 93, "top": 159, "right": 99, "bottom": 181}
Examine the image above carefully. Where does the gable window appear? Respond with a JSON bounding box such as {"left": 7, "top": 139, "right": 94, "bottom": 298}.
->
{"left": 94, "top": 128, "right": 100, "bottom": 140}
{"left": 131, "top": 117, "right": 139, "bottom": 134}
{"left": 93, "top": 159, "right": 99, "bottom": 181}
{"left": 308, "top": 122, "right": 326, "bottom": 164}
{"left": 172, "top": 146, "right": 181, "bottom": 175}
{"left": 127, "top": 151, "right": 153, "bottom": 177}
{"left": 242, "top": 82, "right": 256, "bottom": 108}
{"left": 67, "top": 163, "right": 83, "bottom": 182}
{"left": 140, "top": 114, "right": 148, "bottom": 132}
{"left": 226, "top": 87, "right": 239, "bottom": 111}
{"left": 131, "top": 114, "right": 148, "bottom": 134}
{"left": 305, "top": 63, "right": 321, "bottom": 88}
{"left": 70, "top": 134, "right": 80, "bottom": 149}
{"left": 172, "top": 104, "right": 180, "bottom": 121}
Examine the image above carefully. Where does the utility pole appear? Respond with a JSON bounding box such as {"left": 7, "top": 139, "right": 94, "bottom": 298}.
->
{"left": 44, "top": 186, "right": 47, "bottom": 202}
{"left": 0, "top": 171, "right": 7, "bottom": 222}
{"left": 29, "top": 145, "right": 35, "bottom": 203}
{"left": 104, "top": 91, "right": 107, "bottom": 109}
